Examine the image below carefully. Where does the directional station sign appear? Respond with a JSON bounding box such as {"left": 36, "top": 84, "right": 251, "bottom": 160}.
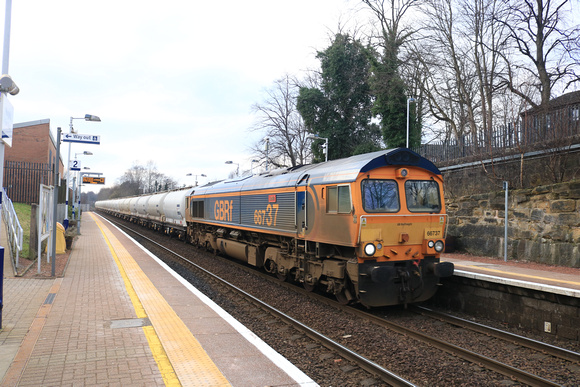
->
{"left": 62, "top": 133, "right": 100, "bottom": 145}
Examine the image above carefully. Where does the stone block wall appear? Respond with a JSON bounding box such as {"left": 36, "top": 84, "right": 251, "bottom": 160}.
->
{"left": 446, "top": 180, "right": 580, "bottom": 267}
{"left": 430, "top": 277, "right": 580, "bottom": 340}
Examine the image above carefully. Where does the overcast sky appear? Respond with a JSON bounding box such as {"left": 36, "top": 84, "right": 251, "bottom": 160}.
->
{"left": 2, "top": 0, "right": 361, "bottom": 190}
{"left": 3, "top": 1, "right": 578, "bottom": 193}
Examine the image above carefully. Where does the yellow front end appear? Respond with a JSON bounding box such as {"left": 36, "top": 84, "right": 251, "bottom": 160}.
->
{"left": 353, "top": 166, "right": 453, "bottom": 306}
{"left": 357, "top": 214, "right": 447, "bottom": 262}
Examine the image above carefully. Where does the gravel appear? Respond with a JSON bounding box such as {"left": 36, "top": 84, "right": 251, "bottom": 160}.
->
{"left": 108, "top": 216, "right": 580, "bottom": 386}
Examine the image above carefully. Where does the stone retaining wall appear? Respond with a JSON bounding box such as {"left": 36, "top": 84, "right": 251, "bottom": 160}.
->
{"left": 445, "top": 180, "right": 580, "bottom": 267}
{"left": 429, "top": 277, "right": 580, "bottom": 340}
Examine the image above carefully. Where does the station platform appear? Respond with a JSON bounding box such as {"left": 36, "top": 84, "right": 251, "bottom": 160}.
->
{"left": 1, "top": 213, "right": 317, "bottom": 386}
{"left": 441, "top": 253, "right": 580, "bottom": 298}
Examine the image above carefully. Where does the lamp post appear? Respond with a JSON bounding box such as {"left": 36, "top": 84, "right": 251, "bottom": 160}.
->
{"left": 0, "top": 0, "right": 18, "bottom": 287}
{"left": 72, "top": 151, "right": 92, "bottom": 221}
{"left": 77, "top": 166, "right": 90, "bottom": 221}
{"left": 225, "top": 161, "right": 239, "bottom": 177}
{"left": 264, "top": 137, "right": 269, "bottom": 172}
{"left": 307, "top": 134, "right": 329, "bottom": 162}
{"left": 50, "top": 127, "right": 62, "bottom": 277}
{"left": 186, "top": 173, "right": 206, "bottom": 187}
{"left": 78, "top": 171, "right": 102, "bottom": 236}
{"left": 406, "top": 97, "right": 416, "bottom": 149}
{"left": 65, "top": 114, "right": 100, "bottom": 229}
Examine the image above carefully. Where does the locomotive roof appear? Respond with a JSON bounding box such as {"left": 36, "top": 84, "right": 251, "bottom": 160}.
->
{"left": 192, "top": 148, "right": 440, "bottom": 196}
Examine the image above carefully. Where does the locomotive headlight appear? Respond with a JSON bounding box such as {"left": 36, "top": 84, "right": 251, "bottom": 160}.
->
{"left": 428, "top": 240, "right": 435, "bottom": 248}
{"left": 434, "top": 240, "right": 445, "bottom": 252}
{"left": 364, "top": 243, "right": 376, "bottom": 256}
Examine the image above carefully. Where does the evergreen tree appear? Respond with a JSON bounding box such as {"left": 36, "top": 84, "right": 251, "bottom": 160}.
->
{"left": 363, "top": 0, "right": 421, "bottom": 149}
{"left": 297, "top": 33, "right": 382, "bottom": 161}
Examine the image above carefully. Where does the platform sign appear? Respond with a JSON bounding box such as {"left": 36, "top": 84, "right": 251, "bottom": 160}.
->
{"left": 62, "top": 133, "right": 100, "bottom": 145}
{"left": 0, "top": 94, "right": 14, "bottom": 147}
{"left": 69, "top": 159, "right": 81, "bottom": 171}
{"left": 82, "top": 176, "right": 105, "bottom": 184}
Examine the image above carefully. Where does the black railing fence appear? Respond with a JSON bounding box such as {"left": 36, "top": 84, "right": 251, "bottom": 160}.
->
{"left": 4, "top": 161, "right": 54, "bottom": 204}
{"left": 416, "top": 105, "right": 580, "bottom": 165}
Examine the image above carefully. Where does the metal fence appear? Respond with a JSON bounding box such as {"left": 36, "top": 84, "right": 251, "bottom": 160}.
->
{"left": 416, "top": 108, "right": 580, "bottom": 165}
{"left": 4, "top": 161, "right": 54, "bottom": 204}
{"left": 2, "top": 188, "right": 23, "bottom": 268}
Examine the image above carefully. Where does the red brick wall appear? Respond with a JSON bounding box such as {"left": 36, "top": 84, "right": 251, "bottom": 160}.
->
{"left": 5, "top": 120, "right": 64, "bottom": 174}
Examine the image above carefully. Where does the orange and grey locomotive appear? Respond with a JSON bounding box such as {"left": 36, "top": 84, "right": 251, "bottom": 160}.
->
{"left": 185, "top": 148, "right": 453, "bottom": 307}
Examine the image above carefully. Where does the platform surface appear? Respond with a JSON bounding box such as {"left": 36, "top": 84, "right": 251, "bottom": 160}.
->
{"left": 441, "top": 254, "right": 580, "bottom": 297}
{"left": 0, "top": 213, "right": 316, "bottom": 386}
{"left": 3, "top": 213, "right": 579, "bottom": 385}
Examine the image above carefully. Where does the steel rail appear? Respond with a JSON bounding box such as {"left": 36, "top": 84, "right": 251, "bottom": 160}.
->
{"left": 101, "top": 213, "right": 563, "bottom": 387}
{"left": 228, "top": 263, "right": 564, "bottom": 387}
{"left": 102, "top": 215, "right": 416, "bottom": 387}
{"left": 413, "top": 305, "right": 580, "bottom": 364}
{"left": 348, "top": 307, "right": 561, "bottom": 387}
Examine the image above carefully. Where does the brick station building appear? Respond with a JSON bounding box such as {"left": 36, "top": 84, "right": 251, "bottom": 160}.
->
{"left": 4, "top": 119, "right": 64, "bottom": 203}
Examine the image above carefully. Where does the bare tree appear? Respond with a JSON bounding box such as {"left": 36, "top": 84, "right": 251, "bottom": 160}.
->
{"left": 466, "top": 0, "right": 510, "bottom": 142}
{"left": 249, "top": 74, "right": 312, "bottom": 168}
{"left": 497, "top": 0, "right": 580, "bottom": 108}
{"left": 410, "top": 0, "right": 513, "bottom": 149}
{"left": 118, "top": 161, "right": 177, "bottom": 193}
{"left": 413, "top": 0, "right": 480, "bottom": 143}
{"left": 361, "top": 0, "right": 423, "bottom": 147}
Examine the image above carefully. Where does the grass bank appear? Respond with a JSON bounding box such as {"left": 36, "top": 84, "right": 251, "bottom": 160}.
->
{"left": 12, "top": 202, "right": 31, "bottom": 259}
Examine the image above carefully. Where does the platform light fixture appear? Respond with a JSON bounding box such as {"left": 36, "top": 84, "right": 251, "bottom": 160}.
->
{"left": 307, "top": 134, "right": 328, "bottom": 162}
{"left": 0, "top": 74, "right": 19, "bottom": 95}
{"left": 186, "top": 173, "right": 206, "bottom": 187}
{"left": 225, "top": 161, "right": 239, "bottom": 177}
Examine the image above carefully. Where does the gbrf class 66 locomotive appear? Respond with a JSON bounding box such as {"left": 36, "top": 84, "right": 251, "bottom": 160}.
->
{"left": 96, "top": 148, "right": 454, "bottom": 307}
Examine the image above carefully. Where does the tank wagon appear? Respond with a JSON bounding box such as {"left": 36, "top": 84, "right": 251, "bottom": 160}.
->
{"left": 96, "top": 187, "right": 193, "bottom": 239}
{"left": 96, "top": 148, "right": 453, "bottom": 307}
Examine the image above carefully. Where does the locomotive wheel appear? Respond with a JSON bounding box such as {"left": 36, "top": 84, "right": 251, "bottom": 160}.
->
{"left": 303, "top": 282, "right": 316, "bottom": 292}
{"left": 277, "top": 272, "right": 287, "bottom": 281}
{"left": 335, "top": 290, "right": 350, "bottom": 305}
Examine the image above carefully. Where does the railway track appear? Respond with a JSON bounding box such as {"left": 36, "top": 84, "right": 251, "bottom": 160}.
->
{"left": 100, "top": 213, "right": 580, "bottom": 386}
{"left": 412, "top": 306, "right": 580, "bottom": 364}
{"left": 104, "top": 215, "right": 415, "bottom": 386}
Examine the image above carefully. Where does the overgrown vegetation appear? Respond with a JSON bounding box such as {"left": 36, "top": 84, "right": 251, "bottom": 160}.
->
{"left": 12, "top": 202, "right": 31, "bottom": 259}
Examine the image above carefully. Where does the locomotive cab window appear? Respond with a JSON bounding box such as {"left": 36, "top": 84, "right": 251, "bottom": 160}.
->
{"left": 405, "top": 180, "right": 441, "bottom": 213}
{"left": 361, "top": 179, "right": 399, "bottom": 213}
{"left": 327, "top": 185, "right": 352, "bottom": 214}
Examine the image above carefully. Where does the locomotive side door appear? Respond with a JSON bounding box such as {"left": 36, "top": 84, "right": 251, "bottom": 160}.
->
{"left": 295, "top": 174, "right": 309, "bottom": 238}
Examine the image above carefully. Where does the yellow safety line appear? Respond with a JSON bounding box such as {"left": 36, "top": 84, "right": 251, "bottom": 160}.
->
{"left": 91, "top": 213, "right": 231, "bottom": 387}
{"left": 91, "top": 214, "right": 180, "bottom": 386}
{"left": 455, "top": 264, "right": 580, "bottom": 287}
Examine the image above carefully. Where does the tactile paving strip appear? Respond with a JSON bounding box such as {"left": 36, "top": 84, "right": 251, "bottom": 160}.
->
{"left": 91, "top": 214, "right": 231, "bottom": 386}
